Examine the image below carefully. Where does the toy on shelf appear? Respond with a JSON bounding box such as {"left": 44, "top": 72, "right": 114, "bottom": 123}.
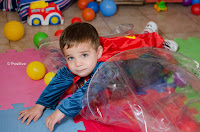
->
{"left": 4, "top": 21, "right": 24, "bottom": 41}
{"left": 27, "top": 1, "right": 64, "bottom": 26}
{"left": 154, "top": 0, "right": 167, "bottom": 12}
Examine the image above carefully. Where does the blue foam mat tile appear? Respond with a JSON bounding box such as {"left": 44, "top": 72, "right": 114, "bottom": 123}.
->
{"left": 0, "top": 103, "right": 85, "bottom": 132}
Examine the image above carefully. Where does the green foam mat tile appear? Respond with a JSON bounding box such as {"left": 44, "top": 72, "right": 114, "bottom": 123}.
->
{"left": 174, "top": 37, "right": 200, "bottom": 64}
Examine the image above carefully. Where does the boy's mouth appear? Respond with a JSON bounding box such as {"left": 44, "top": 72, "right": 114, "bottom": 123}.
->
{"left": 76, "top": 69, "right": 86, "bottom": 73}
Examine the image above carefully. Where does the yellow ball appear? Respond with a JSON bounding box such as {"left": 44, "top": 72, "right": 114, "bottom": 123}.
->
{"left": 26, "top": 61, "right": 46, "bottom": 80}
{"left": 4, "top": 21, "right": 24, "bottom": 41}
{"left": 44, "top": 72, "right": 56, "bottom": 85}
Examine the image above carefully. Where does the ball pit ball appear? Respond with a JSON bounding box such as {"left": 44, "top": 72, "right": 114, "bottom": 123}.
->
{"left": 4, "top": 21, "right": 24, "bottom": 41}
{"left": 180, "top": 121, "right": 198, "bottom": 132}
{"left": 88, "top": 0, "right": 94, "bottom": 2}
{"left": 54, "top": 30, "right": 63, "bottom": 37}
{"left": 82, "top": 8, "right": 95, "bottom": 21}
{"left": 33, "top": 32, "right": 48, "bottom": 48}
{"left": 182, "top": 0, "right": 192, "bottom": 6}
{"left": 26, "top": 61, "right": 46, "bottom": 80}
{"left": 87, "top": 2, "right": 99, "bottom": 13}
{"left": 78, "top": 0, "right": 89, "bottom": 10}
{"left": 71, "top": 17, "right": 82, "bottom": 24}
{"left": 44, "top": 72, "right": 56, "bottom": 85}
{"left": 100, "top": 0, "right": 117, "bottom": 17}
{"left": 192, "top": 0, "right": 200, "bottom": 5}
{"left": 191, "top": 4, "right": 200, "bottom": 15}
{"left": 178, "top": 117, "right": 198, "bottom": 132}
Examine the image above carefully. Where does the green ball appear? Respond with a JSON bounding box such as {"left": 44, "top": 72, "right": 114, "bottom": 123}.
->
{"left": 33, "top": 32, "right": 48, "bottom": 48}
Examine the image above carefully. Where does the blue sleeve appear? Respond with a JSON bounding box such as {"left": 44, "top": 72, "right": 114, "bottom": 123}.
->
{"left": 58, "top": 62, "right": 104, "bottom": 117}
{"left": 36, "top": 66, "right": 75, "bottom": 109}
{"left": 58, "top": 78, "right": 91, "bottom": 117}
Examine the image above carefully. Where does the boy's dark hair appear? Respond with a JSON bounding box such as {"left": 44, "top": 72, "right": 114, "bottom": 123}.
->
{"left": 59, "top": 22, "right": 100, "bottom": 53}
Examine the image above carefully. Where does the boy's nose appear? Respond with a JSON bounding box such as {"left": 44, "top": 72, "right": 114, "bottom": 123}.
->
{"left": 75, "top": 59, "right": 83, "bottom": 67}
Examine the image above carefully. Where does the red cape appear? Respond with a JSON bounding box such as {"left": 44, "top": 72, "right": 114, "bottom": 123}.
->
{"left": 98, "top": 32, "right": 164, "bottom": 62}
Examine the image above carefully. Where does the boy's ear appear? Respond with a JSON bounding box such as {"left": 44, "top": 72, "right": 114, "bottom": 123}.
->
{"left": 97, "top": 45, "right": 103, "bottom": 59}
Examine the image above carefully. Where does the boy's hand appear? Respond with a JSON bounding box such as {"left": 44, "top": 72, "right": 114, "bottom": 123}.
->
{"left": 46, "top": 109, "right": 65, "bottom": 132}
{"left": 18, "top": 104, "right": 45, "bottom": 125}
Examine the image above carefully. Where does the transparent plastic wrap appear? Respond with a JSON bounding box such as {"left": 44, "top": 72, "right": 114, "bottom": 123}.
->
{"left": 39, "top": 24, "right": 134, "bottom": 73}
{"left": 101, "top": 24, "right": 134, "bottom": 38}
{"left": 39, "top": 37, "right": 66, "bottom": 73}
{"left": 80, "top": 47, "right": 200, "bottom": 132}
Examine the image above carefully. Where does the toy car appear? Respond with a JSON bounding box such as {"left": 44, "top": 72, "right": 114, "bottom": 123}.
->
{"left": 154, "top": 0, "right": 167, "bottom": 12}
{"left": 27, "top": 1, "right": 64, "bottom": 26}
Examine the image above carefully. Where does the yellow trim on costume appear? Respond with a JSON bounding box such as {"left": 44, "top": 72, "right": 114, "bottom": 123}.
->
{"left": 125, "top": 36, "right": 136, "bottom": 39}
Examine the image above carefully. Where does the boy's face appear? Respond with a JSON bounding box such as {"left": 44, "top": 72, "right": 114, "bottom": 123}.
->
{"left": 63, "top": 42, "right": 103, "bottom": 77}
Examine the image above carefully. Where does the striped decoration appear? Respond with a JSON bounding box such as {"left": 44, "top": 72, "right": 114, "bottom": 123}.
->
{"left": 0, "top": 0, "right": 19, "bottom": 11}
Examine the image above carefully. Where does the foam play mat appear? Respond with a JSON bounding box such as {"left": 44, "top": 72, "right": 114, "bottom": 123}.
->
{"left": 0, "top": 49, "right": 136, "bottom": 132}
{"left": 175, "top": 37, "right": 200, "bottom": 64}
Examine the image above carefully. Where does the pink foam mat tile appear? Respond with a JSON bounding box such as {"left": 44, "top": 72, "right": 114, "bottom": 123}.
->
{"left": 0, "top": 49, "right": 47, "bottom": 110}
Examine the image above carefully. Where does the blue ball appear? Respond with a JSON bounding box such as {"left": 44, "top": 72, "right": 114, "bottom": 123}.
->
{"left": 192, "top": 0, "right": 200, "bottom": 4}
{"left": 100, "top": 0, "right": 117, "bottom": 17}
{"left": 87, "top": 2, "right": 99, "bottom": 13}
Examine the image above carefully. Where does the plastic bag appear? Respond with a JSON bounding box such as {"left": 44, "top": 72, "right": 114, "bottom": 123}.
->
{"left": 39, "top": 24, "right": 134, "bottom": 73}
{"left": 101, "top": 24, "right": 134, "bottom": 38}
{"left": 80, "top": 47, "right": 200, "bottom": 132}
{"left": 39, "top": 37, "right": 66, "bottom": 73}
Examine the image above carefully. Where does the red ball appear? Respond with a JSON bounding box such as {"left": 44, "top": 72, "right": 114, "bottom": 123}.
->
{"left": 82, "top": 8, "right": 95, "bottom": 21}
{"left": 179, "top": 120, "right": 198, "bottom": 132}
{"left": 191, "top": 4, "right": 200, "bottom": 15}
{"left": 177, "top": 116, "right": 199, "bottom": 132}
{"left": 54, "top": 30, "right": 63, "bottom": 37}
{"left": 78, "top": 0, "right": 89, "bottom": 10}
{"left": 71, "top": 17, "right": 82, "bottom": 24}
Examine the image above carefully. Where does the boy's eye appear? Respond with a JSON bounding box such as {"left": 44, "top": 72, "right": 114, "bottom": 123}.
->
{"left": 67, "top": 57, "right": 74, "bottom": 61}
{"left": 82, "top": 54, "right": 88, "bottom": 57}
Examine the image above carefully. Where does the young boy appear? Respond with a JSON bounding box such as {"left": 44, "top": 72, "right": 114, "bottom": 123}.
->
{"left": 18, "top": 22, "right": 175, "bottom": 132}
{"left": 18, "top": 22, "right": 104, "bottom": 132}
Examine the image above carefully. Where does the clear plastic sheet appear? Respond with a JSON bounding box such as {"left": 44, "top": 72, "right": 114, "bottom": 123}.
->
{"left": 39, "top": 24, "right": 134, "bottom": 73}
{"left": 39, "top": 37, "right": 66, "bottom": 73}
{"left": 80, "top": 47, "right": 200, "bottom": 132}
{"left": 100, "top": 24, "right": 134, "bottom": 38}
{"left": 38, "top": 25, "right": 200, "bottom": 132}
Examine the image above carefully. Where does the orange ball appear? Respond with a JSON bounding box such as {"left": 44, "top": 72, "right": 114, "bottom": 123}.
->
{"left": 82, "top": 8, "right": 95, "bottom": 21}
{"left": 78, "top": 0, "right": 89, "bottom": 10}
{"left": 88, "top": 0, "right": 94, "bottom": 2}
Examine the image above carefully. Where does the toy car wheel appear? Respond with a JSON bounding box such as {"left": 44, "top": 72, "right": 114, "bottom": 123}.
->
{"left": 32, "top": 18, "right": 41, "bottom": 26}
{"left": 49, "top": 15, "right": 60, "bottom": 25}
